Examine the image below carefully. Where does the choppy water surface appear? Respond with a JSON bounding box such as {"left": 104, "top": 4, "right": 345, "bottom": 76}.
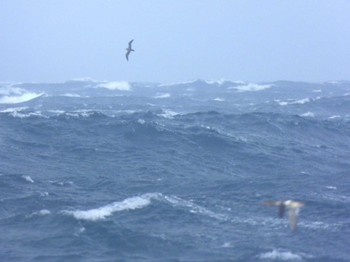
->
{"left": 1, "top": 79, "right": 350, "bottom": 261}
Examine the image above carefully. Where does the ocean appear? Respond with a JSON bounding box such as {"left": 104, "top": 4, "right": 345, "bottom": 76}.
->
{"left": 1, "top": 79, "right": 349, "bottom": 261}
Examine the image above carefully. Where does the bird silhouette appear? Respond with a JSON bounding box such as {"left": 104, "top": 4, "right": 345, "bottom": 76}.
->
{"left": 263, "top": 200, "right": 305, "bottom": 231}
{"left": 125, "top": 39, "right": 135, "bottom": 61}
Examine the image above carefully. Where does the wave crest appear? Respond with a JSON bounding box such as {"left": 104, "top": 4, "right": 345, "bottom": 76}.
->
{"left": 63, "top": 193, "right": 160, "bottom": 221}
{"left": 258, "top": 249, "right": 303, "bottom": 261}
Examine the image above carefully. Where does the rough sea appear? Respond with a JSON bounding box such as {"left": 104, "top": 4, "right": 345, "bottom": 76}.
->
{"left": 1, "top": 79, "right": 350, "bottom": 261}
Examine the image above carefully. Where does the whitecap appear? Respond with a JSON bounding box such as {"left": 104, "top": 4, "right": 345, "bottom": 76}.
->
{"left": 63, "top": 193, "right": 159, "bottom": 221}
{"left": 294, "top": 98, "right": 311, "bottom": 104}
{"left": 22, "top": 175, "right": 34, "bottom": 183}
{"left": 49, "top": 180, "right": 74, "bottom": 186}
{"left": 276, "top": 98, "right": 311, "bottom": 106}
{"left": 326, "top": 186, "right": 337, "bottom": 190}
{"left": 213, "top": 98, "right": 225, "bottom": 102}
{"left": 258, "top": 249, "right": 302, "bottom": 261}
{"left": 154, "top": 93, "right": 171, "bottom": 99}
{"left": 275, "top": 100, "right": 289, "bottom": 106}
{"left": 158, "top": 109, "right": 179, "bottom": 119}
{"left": 96, "top": 81, "right": 131, "bottom": 91}
{"left": 205, "top": 79, "right": 228, "bottom": 85}
{"left": 64, "top": 110, "right": 96, "bottom": 118}
{"left": 231, "top": 83, "right": 272, "bottom": 92}
{"left": 137, "top": 119, "right": 146, "bottom": 124}
{"left": 30, "top": 209, "right": 51, "bottom": 217}
{"left": 205, "top": 79, "right": 246, "bottom": 86}
{"left": 329, "top": 115, "right": 341, "bottom": 119}
{"left": 0, "top": 107, "right": 28, "bottom": 113}
{"left": 0, "top": 85, "right": 44, "bottom": 103}
{"left": 300, "top": 112, "right": 314, "bottom": 117}
{"left": 0, "top": 92, "right": 44, "bottom": 104}
{"left": 64, "top": 193, "right": 227, "bottom": 222}
{"left": 7, "top": 110, "right": 45, "bottom": 119}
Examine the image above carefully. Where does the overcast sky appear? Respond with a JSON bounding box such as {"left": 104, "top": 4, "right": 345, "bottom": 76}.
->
{"left": 1, "top": 0, "right": 349, "bottom": 83}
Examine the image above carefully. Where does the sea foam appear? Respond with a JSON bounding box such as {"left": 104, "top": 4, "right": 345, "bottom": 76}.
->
{"left": 64, "top": 193, "right": 158, "bottom": 221}
{"left": 96, "top": 81, "right": 131, "bottom": 91}
{"left": 258, "top": 249, "right": 302, "bottom": 261}
{"left": 154, "top": 93, "right": 171, "bottom": 99}
{"left": 0, "top": 85, "right": 44, "bottom": 104}
{"left": 232, "top": 83, "right": 272, "bottom": 92}
{"left": 22, "top": 175, "right": 34, "bottom": 183}
{"left": 0, "top": 92, "right": 44, "bottom": 104}
{"left": 27, "top": 209, "right": 51, "bottom": 218}
{"left": 277, "top": 98, "right": 311, "bottom": 106}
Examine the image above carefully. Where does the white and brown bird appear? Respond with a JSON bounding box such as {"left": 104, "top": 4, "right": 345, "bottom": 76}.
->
{"left": 263, "top": 200, "right": 304, "bottom": 231}
{"left": 125, "top": 39, "right": 135, "bottom": 61}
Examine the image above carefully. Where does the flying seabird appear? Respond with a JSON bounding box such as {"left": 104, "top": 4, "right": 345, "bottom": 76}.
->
{"left": 263, "top": 200, "right": 304, "bottom": 231}
{"left": 125, "top": 39, "right": 135, "bottom": 61}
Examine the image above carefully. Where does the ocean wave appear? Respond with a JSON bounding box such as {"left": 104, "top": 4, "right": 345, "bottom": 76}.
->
{"left": 0, "top": 91, "right": 44, "bottom": 104}
{"left": 1, "top": 79, "right": 350, "bottom": 261}
{"left": 0, "top": 107, "right": 28, "bottom": 113}
{"left": 231, "top": 83, "right": 272, "bottom": 92}
{"left": 258, "top": 249, "right": 304, "bottom": 261}
{"left": 63, "top": 193, "right": 159, "bottom": 221}
{"left": 49, "top": 180, "right": 74, "bottom": 187}
{"left": 64, "top": 110, "right": 105, "bottom": 118}
{"left": 213, "top": 97, "right": 225, "bottom": 102}
{"left": 328, "top": 115, "right": 341, "bottom": 120}
{"left": 276, "top": 98, "right": 311, "bottom": 106}
{"left": 0, "top": 107, "right": 47, "bottom": 118}
{"left": 154, "top": 93, "right": 171, "bottom": 99}
{"left": 22, "top": 175, "right": 34, "bottom": 183}
{"left": 96, "top": 81, "right": 131, "bottom": 91}
{"left": 0, "top": 84, "right": 44, "bottom": 103}
{"left": 63, "top": 193, "right": 227, "bottom": 222}
{"left": 300, "top": 112, "right": 315, "bottom": 117}
{"left": 157, "top": 109, "right": 180, "bottom": 119}
{"left": 27, "top": 209, "right": 51, "bottom": 218}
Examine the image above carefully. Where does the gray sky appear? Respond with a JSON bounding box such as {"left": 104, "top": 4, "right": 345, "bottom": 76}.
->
{"left": 1, "top": 0, "right": 349, "bottom": 83}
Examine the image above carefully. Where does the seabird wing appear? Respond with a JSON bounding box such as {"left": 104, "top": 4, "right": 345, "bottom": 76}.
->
{"left": 288, "top": 208, "right": 299, "bottom": 231}
{"left": 128, "top": 39, "right": 134, "bottom": 48}
{"left": 125, "top": 50, "right": 130, "bottom": 61}
{"left": 263, "top": 201, "right": 279, "bottom": 206}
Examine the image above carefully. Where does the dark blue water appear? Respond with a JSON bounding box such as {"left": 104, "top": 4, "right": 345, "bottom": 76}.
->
{"left": 1, "top": 79, "right": 350, "bottom": 261}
